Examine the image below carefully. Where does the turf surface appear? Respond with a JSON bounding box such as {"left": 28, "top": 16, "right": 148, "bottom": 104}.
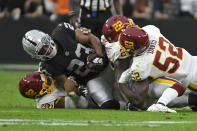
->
{"left": 0, "top": 71, "right": 197, "bottom": 131}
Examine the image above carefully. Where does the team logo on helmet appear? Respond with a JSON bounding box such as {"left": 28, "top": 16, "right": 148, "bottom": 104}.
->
{"left": 119, "top": 26, "right": 149, "bottom": 56}
{"left": 124, "top": 41, "right": 135, "bottom": 50}
{"left": 112, "top": 20, "right": 125, "bottom": 32}
{"left": 102, "top": 15, "right": 135, "bottom": 43}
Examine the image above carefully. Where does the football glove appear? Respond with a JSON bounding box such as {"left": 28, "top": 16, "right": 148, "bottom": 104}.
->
{"left": 126, "top": 102, "right": 141, "bottom": 111}
{"left": 76, "top": 85, "right": 88, "bottom": 97}
{"left": 87, "top": 54, "right": 105, "bottom": 72}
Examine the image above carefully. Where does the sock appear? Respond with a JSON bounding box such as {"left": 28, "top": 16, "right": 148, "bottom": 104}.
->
{"left": 157, "top": 88, "right": 178, "bottom": 106}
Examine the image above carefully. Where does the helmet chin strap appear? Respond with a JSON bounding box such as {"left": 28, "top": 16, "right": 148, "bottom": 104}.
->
{"left": 47, "top": 44, "right": 57, "bottom": 59}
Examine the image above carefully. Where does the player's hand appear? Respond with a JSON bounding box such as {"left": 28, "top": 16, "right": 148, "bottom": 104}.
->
{"left": 76, "top": 85, "right": 88, "bottom": 97}
{"left": 64, "top": 76, "right": 78, "bottom": 93}
{"left": 126, "top": 102, "right": 141, "bottom": 111}
{"left": 79, "top": 27, "right": 91, "bottom": 35}
{"left": 87, "top": 54, "right": 105, "bottom": 72}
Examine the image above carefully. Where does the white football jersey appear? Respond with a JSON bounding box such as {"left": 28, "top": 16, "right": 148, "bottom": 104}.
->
{"left": 119, "top": 25, "right": 197, "bottom": 90}
{"left": 36, "top": 87, "right": 66, "bottom": 108}
{"left": 36, "top": 87, "right": 89, "bottom": 109}
{"left": 101, "top": 35, "right": 129, "bottom": 63}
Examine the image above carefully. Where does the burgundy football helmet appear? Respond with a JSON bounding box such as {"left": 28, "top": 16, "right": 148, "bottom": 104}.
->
{"left": 19, "top": 71, "right": 55, "bottom": 99}
{"left": 102, "top": 15, "right": 135, "bottom": 42}
{"left": 119, "top": 26, "right": 149, "bottom": 56}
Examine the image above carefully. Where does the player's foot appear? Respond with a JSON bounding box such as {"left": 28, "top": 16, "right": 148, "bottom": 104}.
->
{"left": 147, "top": 104, "right": 176, "bottom": 113}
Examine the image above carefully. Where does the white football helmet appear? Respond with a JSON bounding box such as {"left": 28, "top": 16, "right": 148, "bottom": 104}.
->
{"left": 22, "top": 30, "right": 57, "bottom": 61}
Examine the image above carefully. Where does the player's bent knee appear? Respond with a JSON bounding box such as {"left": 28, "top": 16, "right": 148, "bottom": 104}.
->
{"left": 100, "top": 99, "right": 120, "bottom": 109}
{"left": 170, "top": 83, "right": 185, "bottom": 96}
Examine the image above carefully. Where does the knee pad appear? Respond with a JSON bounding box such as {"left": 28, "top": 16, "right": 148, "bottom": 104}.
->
{"left": 100, "top": 99, "right": 120, "bottom": 110}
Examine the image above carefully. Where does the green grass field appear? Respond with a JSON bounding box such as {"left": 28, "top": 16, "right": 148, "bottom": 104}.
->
{"left": 0, "top": 70, "right": 197, "bottom": 131}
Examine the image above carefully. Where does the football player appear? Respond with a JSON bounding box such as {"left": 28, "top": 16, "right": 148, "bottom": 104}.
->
{"left": 101, "top": 15, "right": 136, "bottom": 62}
{"left": 22, "top": 22, "right": 122, "bottom": 110}
{"left": 102, "top": 16, "right": 197, "bottom": 112}
{"left": 118, "top": 25, "right": 197, "bottom": 112}
{"left": 101, "top": 15, "right": 136, "bottom": 103}
{"left": 101, "top": 15, "right": 159, "bottom": 110}
{"left": 19, "top": 71, "right": 89, "bottom": 109}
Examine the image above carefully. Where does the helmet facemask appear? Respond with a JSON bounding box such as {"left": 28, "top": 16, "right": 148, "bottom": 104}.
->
{"left": 22, "top": 30, "right": 57, "bottom": 61}
{"left": 36, "top": 35, "right": 57, "bottom": 61}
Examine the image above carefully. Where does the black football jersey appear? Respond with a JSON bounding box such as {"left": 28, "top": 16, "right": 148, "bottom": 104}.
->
{"left": 39, "top": 22, "right": 105, "bottom": 84}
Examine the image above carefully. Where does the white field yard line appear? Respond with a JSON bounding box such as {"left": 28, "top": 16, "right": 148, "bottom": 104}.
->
{"left": 0, "top": 119, "right": 196, "bottom": 127}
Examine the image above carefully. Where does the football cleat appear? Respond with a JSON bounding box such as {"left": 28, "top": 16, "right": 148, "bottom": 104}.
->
{"left": 147, "top": 104, "right": 177, "bottom": 113}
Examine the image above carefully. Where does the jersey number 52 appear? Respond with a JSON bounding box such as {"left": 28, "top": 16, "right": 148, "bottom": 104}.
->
{"left": 153, "top": 37, "right": 183, "bottom": 74}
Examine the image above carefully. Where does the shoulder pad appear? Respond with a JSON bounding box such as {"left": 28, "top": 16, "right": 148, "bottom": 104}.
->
{"left": 142, "top": 25, "right": 160, "bottom": 34}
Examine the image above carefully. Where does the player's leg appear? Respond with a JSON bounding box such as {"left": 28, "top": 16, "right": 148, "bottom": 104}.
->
{"left": 75, "top": 96, "right": 89, "bottom": 109}
{"left": 136, "top": 77, "right": 197, "bottom": 111}
{"left": 147, "top": 77, "right": 185, "bottom": 113}
{"left": 86, "top": 65, "right": 121, "bottom": 109}
{"left": 188, "top": 91, "right": 197, "bottom": 111}
{"left": 168, "top": 90, "right": 190, "bottom": 108}
{"left": 166, "top": 90, "right": 197, "bottom": 111}
{"left": 146, "top": 83, "right": 189, "bottom": 109}
{"left": 87, "top": 76, "right": 120, "bottom": 109}
{"left": 148, "top": 79, "right": 194, "bottom": 108}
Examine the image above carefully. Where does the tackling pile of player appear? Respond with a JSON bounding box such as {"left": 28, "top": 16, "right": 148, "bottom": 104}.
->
{"left": 19, "top": 15, "right": 197, "bottom": 113}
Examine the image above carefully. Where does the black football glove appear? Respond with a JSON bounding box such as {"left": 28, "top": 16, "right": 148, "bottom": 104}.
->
{"left": 76, "top": 85, "right": 88, "bottom": 97}
{"left": 126, "top": 102, "right": 141, "bottom": 111}
{"left": 87, "top": 54, "right": 105, "bottom": 72}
